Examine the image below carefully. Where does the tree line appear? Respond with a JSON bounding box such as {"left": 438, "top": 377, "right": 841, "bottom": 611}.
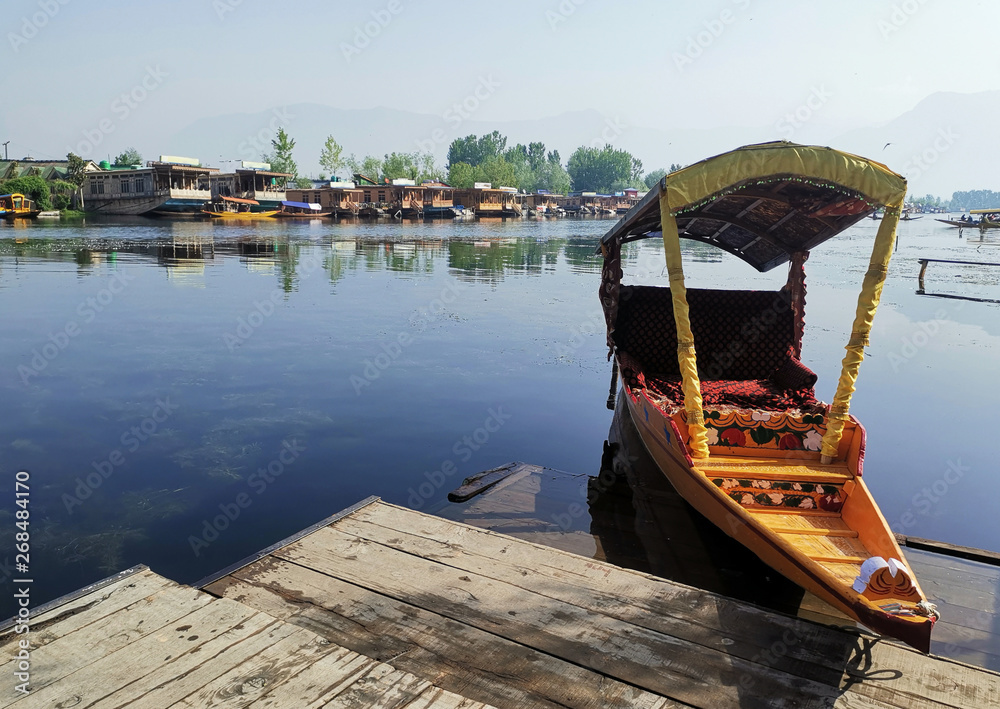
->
{"left": 263, "top": 128, "right": 677, "bottom": 194}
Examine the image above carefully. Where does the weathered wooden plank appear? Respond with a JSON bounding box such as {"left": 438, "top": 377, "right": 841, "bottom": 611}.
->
{"left": 15, "top": 598, "right": 268, "bottom": 709}
{"left": 98, "top": 616, "right": 318, "bottom": 709}
{"left": 318, "top": 663, "right": 431, "bottom": 708}
{"left": 337, "top": 507, "right": 849, "bottom": 682}
{"left": 169, "top": 623, "right": 342, "bottom": 708}
{"left": 448, "top": 462, "right": 542, "bottom": 502}
{"left": 0, "top": 582, "right": 210, "bottom": 705}
{"left": 271, "top": 524, "right": 880, "bottom": 709}
{"left": 0, "top": 569, "right": 174, "bottom": 653}
{"left": 210, "top": 565, "right": 687, "bottom": 709}
{"left": 898, "top": 535, "right": 1000, "bottom": 567}
{"left": 339, "top": 504, "right": 1000, "bottom": 709}
{"left": 242, "top": 648, "right": 378, "bottom": 708}
{"left": 395, "top": 688, "right": 496, "bottom": 709}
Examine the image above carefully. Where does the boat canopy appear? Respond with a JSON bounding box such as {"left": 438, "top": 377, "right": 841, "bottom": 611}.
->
{"left": 281, "top": 201, "right": 322, "bottom": 210}
{"left": 599, "top": 141, "right": 907, "bottom": 272}
{"left": 219, "top": 196, "right": 259, "bottom": 205}
{"left": 969, "top": 208, "right": 1000, "bottom": 214}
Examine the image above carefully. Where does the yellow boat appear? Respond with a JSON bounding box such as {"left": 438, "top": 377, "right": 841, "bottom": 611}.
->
{"left": 599, "top": 141, "right": 938, "bottom": 652}
{"left": 203, "top": 196, "right": 277, "bottom": 219}
{"left": 0, "top": 193, "right": 41, "bottom": 220}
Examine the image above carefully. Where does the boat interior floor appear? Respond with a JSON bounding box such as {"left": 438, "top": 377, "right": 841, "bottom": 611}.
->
{"left": 694, "top": 455, "right": 870, "bottom": 581}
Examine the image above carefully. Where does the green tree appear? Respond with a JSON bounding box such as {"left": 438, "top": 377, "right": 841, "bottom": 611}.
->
{"left": 475, "top": 156, "right": 516, "bottom": 188}
{"left": 447, "top": 161, "right": 475, "bottom": 188}
{"left": 319, "top": 135, "right": 345, "bottom": 179}
{"left": 113, "top": 147, "right": 143, "bottom": 166}
{"left": 0, "top": 175, "right": 53, "bottom": 210}
{"left": 644, "top": 168, "right": 667, "bottom": 189}
{"left": 265, "top": 127, "right": 298, "bottom": 177}
{"left": 567, "top": 144, "right": 643, "bottom": 192}
{"left": 66, "top": 152, "right": 88, "bottom": 210}
{"left": 447, "top": 131, "right": 508, "bottom": 167}
{"left": 382, "top": 152, "right": 420, "bottom": 181}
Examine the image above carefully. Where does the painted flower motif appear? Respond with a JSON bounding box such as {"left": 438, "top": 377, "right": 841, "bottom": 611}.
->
{"left": 798, "top": 497, "right": 816, "bottom": 509}
{"left": 818, "top": 494, "right": 844, "bottom": 512}
{"left": 751, "top": 410, "right": 772, "bottom": 422}
{"left": 767, "top": 492, "right": 784, "bottom": 506}
{"left": 778, "top": 433, "right": 803, "bottom": 450}
{"left": 706, "top": 427, "right": 720, "bottom": 445}
{"left": 791, "top": 482, "right": 803, "bottom": 492}
{"left": 803, "top": 430, "right": 823, "bottom": 451}
{"left": 740, "top": 493, "right": 755, "bottom": 506}
{"left": 721, "top": 478, "right": 738, "bottom": 490}
{"left": 751, "top": 480, "right": 772, "bottom": 489}
{"left": 721, "top": 428, "right": 746, "bottom": 446}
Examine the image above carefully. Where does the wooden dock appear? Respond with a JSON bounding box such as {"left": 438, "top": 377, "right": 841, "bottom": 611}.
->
{"left": 5, "top": 492, "right": 998, "bottom": 708}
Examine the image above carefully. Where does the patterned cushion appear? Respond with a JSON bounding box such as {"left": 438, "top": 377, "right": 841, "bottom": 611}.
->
{"left": 613, "top": 286, "right": 796, "bottom": 381}
{"left": 770, "top": 348, "right": 818, "bottom": 390}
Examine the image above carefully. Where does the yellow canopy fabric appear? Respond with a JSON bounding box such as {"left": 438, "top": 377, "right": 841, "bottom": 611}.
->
{"left": 664, "top": 141, "right": 906, "bottom": 214}
{"left": 659, "top": 190, "right": 709, "bottom": 459}
{"left": 819, "top": 199, "right": 904, "bottom": 461}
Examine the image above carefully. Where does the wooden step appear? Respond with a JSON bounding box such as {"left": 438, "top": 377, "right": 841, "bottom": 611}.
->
{"left": 695, "top": 455, "right": 852, "bottom": 484}
{"left": 770, "top": 527, "right": 858, "bottom": 538}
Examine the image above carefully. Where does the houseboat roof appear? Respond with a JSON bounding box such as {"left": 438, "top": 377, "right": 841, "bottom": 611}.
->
{"left": 148, "top": 161, "right": 219, "bottom": 173}
{"left": 281, "top": 201, "right": 322, "bottom": 210}
{"left": 599, "top": 141, "right": 907, "bottom": 272}
{"left": 233, "top": 168, "right": 293, "bottom": 178}
{"left": 219, "top": 196, "right": 259, "bottom": 205}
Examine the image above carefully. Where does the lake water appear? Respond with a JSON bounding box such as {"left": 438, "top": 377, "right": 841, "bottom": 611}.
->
{"left": 1, "top": 214, "right": 998, "bottom": 617}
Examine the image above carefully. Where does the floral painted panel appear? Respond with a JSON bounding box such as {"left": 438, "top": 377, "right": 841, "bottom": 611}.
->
{"left": 691, "top": 408, "right": 826, "bottom": 452}
{"left": 712, "top": 477, "right": 845, "bottom": 511}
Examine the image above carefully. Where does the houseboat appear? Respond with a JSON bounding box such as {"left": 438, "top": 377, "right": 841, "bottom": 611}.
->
{"left": 420, "top": 183, "right": 457, "bottom": 218}
{"left": 210, "top": 161, "right": 291, "bottom": 212}
{"left": 287, "top": 182, "right": 362, "bottom": 217}
{"left": 453, "top": 183, "right": 522, "bottom": 217}
{"left": 82, "top": 156, "right": 218, "bottom": 216}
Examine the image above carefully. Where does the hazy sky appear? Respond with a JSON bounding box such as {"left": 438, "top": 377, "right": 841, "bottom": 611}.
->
{"left": 5, "top": 0, "right": 998, "bottom": 167}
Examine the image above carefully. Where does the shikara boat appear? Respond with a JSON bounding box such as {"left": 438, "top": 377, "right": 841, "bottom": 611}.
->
{"left": 598, "top": 141, "right": 939, "bottom": 652}
{"left": 273, "top": 200, "right": 331, "bottom": 218}
{"left": 935, "top": 217, "right": 1000, "bottom": 229}
{"left": 203, "top": 196, "right": 277, "bottom": 219}
{"left": 0, "top": 193, "right": 41, "bottom": 220}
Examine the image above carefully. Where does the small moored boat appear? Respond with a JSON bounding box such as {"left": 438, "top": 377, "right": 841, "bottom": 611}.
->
{"left": 0, "top": 193, "right": 41, "bottom": 220}
{"left": 599, "top": 141, "right": 939, "bottom": 652}
{"left": 203, "top": 196, "right": 277, "bottom": 219}
{"left": 274, "top": 200, "right": 331, "bottom": 218}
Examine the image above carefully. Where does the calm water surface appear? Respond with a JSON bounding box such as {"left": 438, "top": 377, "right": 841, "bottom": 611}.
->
{"left": 1, "top": 214, "right": 998, "bottom": 616}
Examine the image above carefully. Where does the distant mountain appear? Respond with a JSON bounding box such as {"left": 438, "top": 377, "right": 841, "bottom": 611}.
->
{"left": 832, "top": 91, "right": 1000, "bottom": 198}
{"left": 164, "top": 93, "right": 1000, "bottom": 198}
